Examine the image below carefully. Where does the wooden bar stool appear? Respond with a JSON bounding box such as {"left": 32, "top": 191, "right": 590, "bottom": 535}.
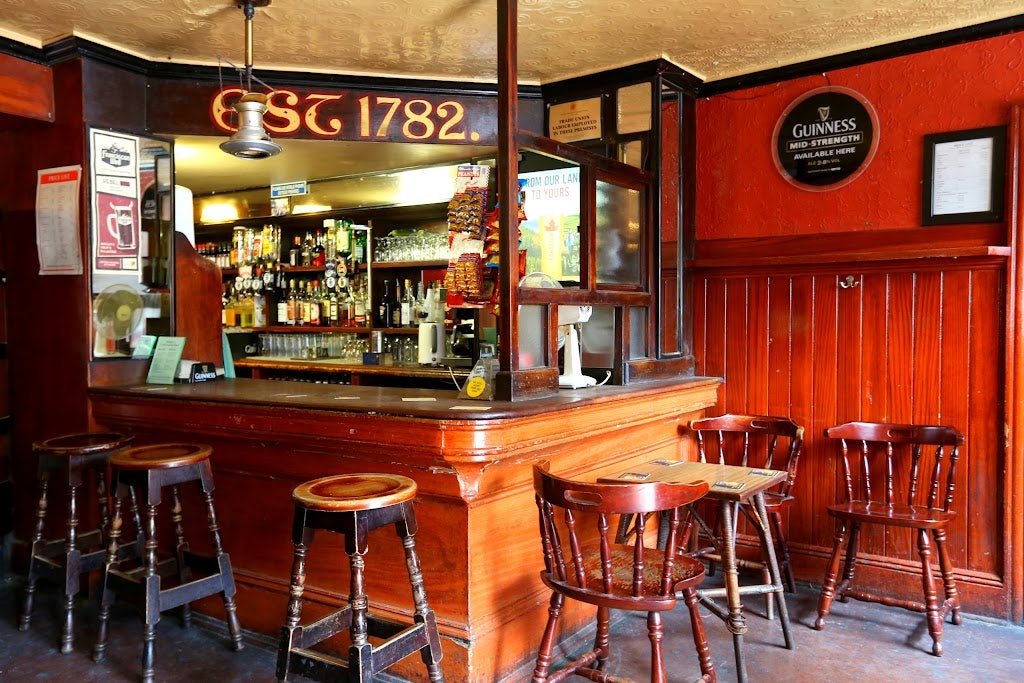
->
{"left": 19, "top": 431, "right": 135, "bottom": 654}
{"left": 277, "top": 473, "right": 444, "bottom": 682}
{"left": 91, "top": 443, "right": 243, "bottom": 682}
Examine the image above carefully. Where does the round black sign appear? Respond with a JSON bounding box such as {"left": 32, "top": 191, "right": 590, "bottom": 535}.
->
{"left": 772, "top": 87, "right": 879, "bottom": 191}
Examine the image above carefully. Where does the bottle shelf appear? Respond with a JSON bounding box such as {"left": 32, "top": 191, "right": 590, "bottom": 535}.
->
{"left": 374, "top": 259, "right": 448, "bottom": 269}
{"left": 224, "top": 325, "right": 424, "bottom": 335}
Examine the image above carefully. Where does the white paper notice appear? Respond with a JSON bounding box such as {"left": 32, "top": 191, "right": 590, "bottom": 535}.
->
{"left": 931, "top": 137, "right": 993, "bottom": 216}
{"left": 36, "top": 165, "right": 84, "bottom": 275}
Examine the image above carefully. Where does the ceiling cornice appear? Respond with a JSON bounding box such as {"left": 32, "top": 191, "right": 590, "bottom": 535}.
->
{"left": 699, "top": 14, "right": 1024, "bottom": 96}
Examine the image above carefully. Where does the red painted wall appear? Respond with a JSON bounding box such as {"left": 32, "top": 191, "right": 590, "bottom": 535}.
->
{"left": 696, "top": 32, "right": 1024, "bottom": 239}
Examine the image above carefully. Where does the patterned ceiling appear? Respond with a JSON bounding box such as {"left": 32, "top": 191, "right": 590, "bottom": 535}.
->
{"left": 1, "top": 0, "right": 1022, "bottom": 85}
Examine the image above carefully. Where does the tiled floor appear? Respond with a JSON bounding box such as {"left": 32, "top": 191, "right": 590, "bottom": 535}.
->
{"left": 1, "top": 572, "right": 1022, "bottom": 682}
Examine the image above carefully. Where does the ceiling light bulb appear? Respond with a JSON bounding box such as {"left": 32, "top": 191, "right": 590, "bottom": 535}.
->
{"left": 220, "top": 92, "right": 282, "bottom": 159}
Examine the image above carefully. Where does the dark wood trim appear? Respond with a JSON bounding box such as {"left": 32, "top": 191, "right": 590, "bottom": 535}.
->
{"left": 700, "top": 17, "right": 1024, "bottom": 96}
{"left": 17, "top": 36, "right": 544, "bottom": 100}
{"left": 0, "top": 36, "right": 46, "bottom": 64}
{"left": 541, "top": 59, "right": 702, "bottom": 99}
{"left": 1007, "top": 105, "right": 1024, "bottom": 622}
{"left": 693, "top": 224, "right": 1007, "bottom": 266}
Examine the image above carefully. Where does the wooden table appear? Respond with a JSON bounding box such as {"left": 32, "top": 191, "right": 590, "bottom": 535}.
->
{"left": 601, "top": 459, "right": 794, "bottom": 683}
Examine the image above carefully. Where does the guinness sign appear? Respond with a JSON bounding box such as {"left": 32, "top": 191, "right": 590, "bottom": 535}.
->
{"left": 772, "top": 87, "right": 879, "bottom": 191}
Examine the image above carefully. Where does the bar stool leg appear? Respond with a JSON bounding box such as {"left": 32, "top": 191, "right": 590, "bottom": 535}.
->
{"left": 93, "top": 493, "right": 124, "bottom": 663}
{"left": 276, "top": 532, "right": 311, "bottom": 683}
{"left": 142, "top": 502, "right": 160, "bottom": 683}
{"left": 19, "top": 469, "right": 50, "bottom": 631}
{"left": 399, "top": 511, "right": 444, "bottom": 682}
{"left": 61, "top": 478, "right": 81, "bottom": 654}
{"left": 203, "top": 488, "right": 243, "bottom": 650}
{"left": 348, "top": 550, "right": 373, "bottom": 680}
{"left": 170, "top": 486, "right": 193, "bottom": 628}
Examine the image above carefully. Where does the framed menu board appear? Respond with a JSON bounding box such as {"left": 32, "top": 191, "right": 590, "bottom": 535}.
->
{"left": 922, "top": 126, "right": 1006, "bottom": 226}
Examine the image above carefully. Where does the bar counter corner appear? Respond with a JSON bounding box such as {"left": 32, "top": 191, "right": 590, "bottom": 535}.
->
{"left": 89, "top": 375, "right": 721, "bottom": 682}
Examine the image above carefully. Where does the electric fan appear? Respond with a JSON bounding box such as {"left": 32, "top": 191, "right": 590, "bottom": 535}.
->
{"left": 519, "top": 272, "right": 595, "bottom": 388}
{"left": 92, "top": 284, "right": 144, "bottom": 356}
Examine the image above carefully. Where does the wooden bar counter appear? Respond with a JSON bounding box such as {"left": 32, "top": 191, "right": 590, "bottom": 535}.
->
{"left": 88, "top": 375, "right": 721, "bottom": 682}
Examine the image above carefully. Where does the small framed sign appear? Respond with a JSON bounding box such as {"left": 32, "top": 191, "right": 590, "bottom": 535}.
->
{"left": 922, "top": 126, "right": 1006, "bottom": 225}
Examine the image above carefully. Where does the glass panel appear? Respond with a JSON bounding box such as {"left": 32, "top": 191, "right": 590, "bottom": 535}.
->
{"left": 618, "top": 139, "right": 644, "bottom": 169}
{"left": 581, "top": 305, "right": 615, "bottom": 370}
{"left": 616, "top": 82, "right": 652, "bottom": 134}
{"left": 596, "top": 181, "right": 641, "bottom": 285}
{"left": 629, "top": 306, "right": 648, "bottom": 359}
{"left": 517, "top": 304, "right": 548, "bottom": 369}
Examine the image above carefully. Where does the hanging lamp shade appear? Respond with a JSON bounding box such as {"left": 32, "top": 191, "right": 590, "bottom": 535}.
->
{"left": 220, "top": 92, "right": 281, "bottom": 158}
{"left": 220, "top": 0, "right": 281, "bottom": 159}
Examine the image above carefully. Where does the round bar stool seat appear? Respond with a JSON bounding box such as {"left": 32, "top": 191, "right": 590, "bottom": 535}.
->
{"left": 292, "top": 473, "right": 417, "bottom": 511}
{"left": 92, "top": 442, "right": 243, "bottom": 683}
{"left": 109, "top": 442, "right": 212, "bottom": 470}
{"left": 20, "top": 430, "right": 134, "bottom": 654}
{"left": 278, "top": 473, "right": 444, "bottom": 682}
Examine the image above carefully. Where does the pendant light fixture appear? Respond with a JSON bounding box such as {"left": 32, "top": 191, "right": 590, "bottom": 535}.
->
{"left": 220, "top": 0, "right": 282, "bottom": 159}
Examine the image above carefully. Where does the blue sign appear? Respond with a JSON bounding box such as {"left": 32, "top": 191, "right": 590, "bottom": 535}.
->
{"left": 271, "top": 181, "right": 308, "bottom": 198}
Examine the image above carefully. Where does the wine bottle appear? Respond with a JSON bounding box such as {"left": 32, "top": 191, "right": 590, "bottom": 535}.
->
{"left": 390, "top": 278, "right": 402, "bottom": 328}
{"left": 377, "top": 279, "right": 393, "bottom": 327}
{"left": 400, "top": 278, "right": 413, "bottom": 327}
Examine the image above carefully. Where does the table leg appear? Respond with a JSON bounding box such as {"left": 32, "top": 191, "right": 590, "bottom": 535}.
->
{"left": 752, "top": 492, "right": 793, "bottom": 650}
{"left": 718, "top": 499, "right": 748, "bottom": 683}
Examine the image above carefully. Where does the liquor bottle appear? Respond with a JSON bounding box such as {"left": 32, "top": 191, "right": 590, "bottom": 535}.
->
{"left": 253, "top": 290, "right": 267, "bottom": 328}
{"left": 312, "top": 230, "right": 326, "bottom": 267}
{"left": 301, "top": 231, "right": 313, "bottom": 266}
{"left": 400, "top": 278, "right": 413, "bottom": 327}
{"left": 337, "top": 219, "right": 352, "bottom": 257}
{"left": 308, "top": 281, "right": 321, "bottom": 326}
{"left": 353, "top": 279, "right": 367, "bottom": 327}
{"left": 353, "top": 226, "right": 366, "bottom": 265}
{"left": 321, "top": 282, "right": 333, "bottom": 327}
{"left": 414, "top": 281, "right": 427, "bottom": 323}
{"left": 286, "top": 279, "right": 298, "bottom": 326}
{"left": 329, "top": 286, "right": 339, "bottom": 326}
{"left": 289, "top": 236, "right": 301, "bottom": 266}
{"left": 222, "top": 283, "right": 231, "bottom": 326}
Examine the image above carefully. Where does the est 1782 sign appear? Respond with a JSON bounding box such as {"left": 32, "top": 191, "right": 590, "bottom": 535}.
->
{"left": 772, "top": 86, "right": 879, "bottom": 191}
{"left": 210, "top": 87, "right": 496, "bottom": 144}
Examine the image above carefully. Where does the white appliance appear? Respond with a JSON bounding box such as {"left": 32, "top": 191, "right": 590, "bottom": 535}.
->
{"left": 418, "top": 322, "right": 445, "bottom": 365}
{"left": 519, "top": 272, "right": 597, "bottom": 389}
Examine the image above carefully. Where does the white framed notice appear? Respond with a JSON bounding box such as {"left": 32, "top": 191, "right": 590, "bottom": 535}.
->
{"left": 35, "top": 165, "right": 84, "bottom": 275}
{"left": 922, "top": 126, "right": 1006, "bottom": 225}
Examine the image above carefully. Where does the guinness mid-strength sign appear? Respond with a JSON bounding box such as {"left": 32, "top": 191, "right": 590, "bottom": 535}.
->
{"left": 772, "top": 86, "right": 879, "bottom": 191}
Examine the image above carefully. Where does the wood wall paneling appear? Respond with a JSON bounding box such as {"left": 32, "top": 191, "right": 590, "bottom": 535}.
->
{"left": 0, "top": 53, "right": 53, "bottom": 121}
{"left": 693, "top": 253, "right": 1008, "bottom": 616}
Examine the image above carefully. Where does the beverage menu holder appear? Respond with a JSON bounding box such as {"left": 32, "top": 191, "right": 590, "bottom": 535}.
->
{"left": 146, "top": 337, "right": 186, "bottom": 385}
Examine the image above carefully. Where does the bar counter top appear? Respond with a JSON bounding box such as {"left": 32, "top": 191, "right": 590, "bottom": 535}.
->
{"left": 88, "top": 375, "right": 722, "bottom": 682}
{"left": 91, "top": 374, "right": 721, "bottom": 420}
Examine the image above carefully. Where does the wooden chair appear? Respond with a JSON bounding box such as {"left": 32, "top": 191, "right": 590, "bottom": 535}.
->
{"left": 814, "top": 422, "right": 964, "bottom": 656}
{"left": 687, "top": 415, "right": 805, "bottom": 608}
{"left": 531, "top": 462, "right": 716, "bottom": 683}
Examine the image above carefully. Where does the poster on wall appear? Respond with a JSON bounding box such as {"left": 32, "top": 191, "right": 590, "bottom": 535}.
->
{"left": 90, "top": 129, "right": 141, "bottom": 274}
{"left": 772, "top": 86, "right": 879, "bottom": 191}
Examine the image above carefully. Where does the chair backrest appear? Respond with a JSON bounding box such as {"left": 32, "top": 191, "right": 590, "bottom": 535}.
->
{"left": 824, "top": 421, "right": 964, "bottom": 511}
{"left": 533, "top": 462, "right": 709, "bottom": 603}
{"left": 689, "top": 414, "right": 805, "bottom": 497}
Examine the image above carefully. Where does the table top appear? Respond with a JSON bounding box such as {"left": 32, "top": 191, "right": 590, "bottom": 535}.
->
{"left": 600, "top": 459, "right": 787, "bottom": 502}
